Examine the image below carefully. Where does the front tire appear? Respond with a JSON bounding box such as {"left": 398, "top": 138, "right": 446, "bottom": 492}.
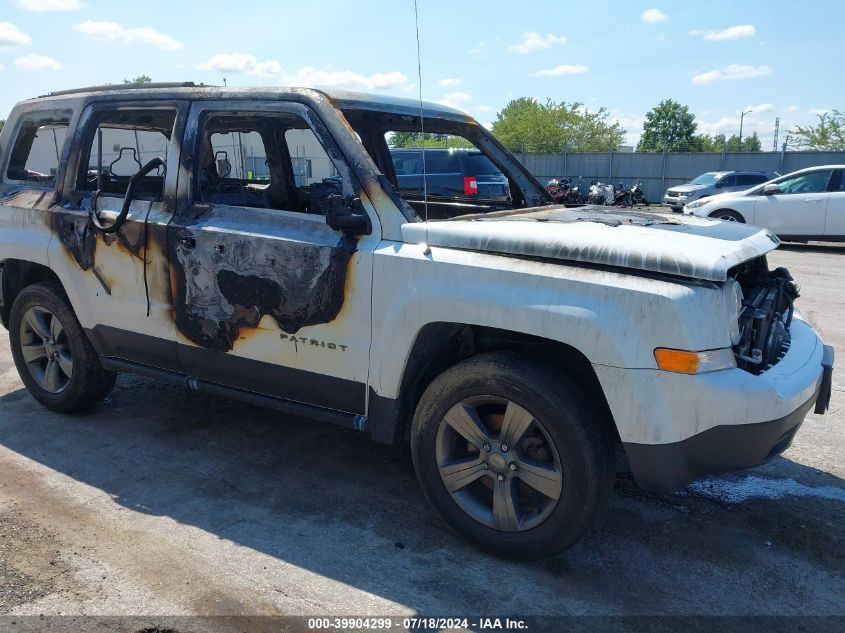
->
{"left": 411, "top": 352, "right": 614, "bottom": 559}
{"left": 9, "top": 282, "right": 116, "bottom": 412}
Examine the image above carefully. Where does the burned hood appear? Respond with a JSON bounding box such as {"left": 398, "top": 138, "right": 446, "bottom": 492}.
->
{"left": 401, "top": 205, "right": 780, "bottom": 282}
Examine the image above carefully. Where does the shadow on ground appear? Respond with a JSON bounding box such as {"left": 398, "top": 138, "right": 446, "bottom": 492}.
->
{"left": 778, "top": 242, "right": 845, "bottom": 255}
{"left": 1, "top": 374, "right": 843, "bottom": 616}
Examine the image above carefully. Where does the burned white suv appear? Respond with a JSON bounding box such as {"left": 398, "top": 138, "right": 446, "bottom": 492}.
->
{"left": 0, "top": 84, "right": 833, "bottom": 558}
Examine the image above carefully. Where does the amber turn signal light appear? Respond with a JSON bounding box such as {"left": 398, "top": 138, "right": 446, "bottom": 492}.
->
{"left": 654, "top": 348, "right": 736, "bottom": 374}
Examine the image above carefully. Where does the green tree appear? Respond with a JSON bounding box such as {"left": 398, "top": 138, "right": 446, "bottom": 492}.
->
{"left": 637, "top": 99, "right": 698, "bottom": 152}
{"left": 694, "top": 132, "right": 762, "bottom": 152}
{"left": 490, "top": 97, "right": 625, "bottom": 153}
{"left": 729, "top": 131, "right": 761, "bottom": 152}
{"left": 123, "top": 75, "right": 152, "bottom": 84}
{"left": 0, "top": 119, "right": 4, "bottom": 133}
{"left": 790, "top": 110, "right": 845, "bottom": 150}
{"left": 387, "top": 132, "right": 474, "bottom": 148}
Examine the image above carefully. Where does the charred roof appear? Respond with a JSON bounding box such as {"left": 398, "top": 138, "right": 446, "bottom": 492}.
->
{"left": 18, "top": 84, "right": 471, "bottom": 122}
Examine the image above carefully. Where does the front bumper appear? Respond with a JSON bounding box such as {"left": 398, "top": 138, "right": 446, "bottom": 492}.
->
{"left": 663, "top": 195, "right": 697, "bottom": 209}
{"left": 624, "top": 380, "right": 825, "bottom": 492}
{"left": 595, "top": 319, "right": 834, "bottom": 492}
{"left": 663, "top": 196, "right": 689, "bottom": 208}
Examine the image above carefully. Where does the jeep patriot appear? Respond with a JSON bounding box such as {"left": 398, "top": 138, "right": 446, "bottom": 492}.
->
{"left": 0, "top": 83, "right": 834, "bottom": 558}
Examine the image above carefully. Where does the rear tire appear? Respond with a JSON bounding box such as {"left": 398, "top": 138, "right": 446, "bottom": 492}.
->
{"left": 710, "top": 209, "right": 745, "bottom": 223}
{"left": 411, "top": 352, "right": 614, "bottom": 559}
{"left": 9, "top": 282, "right": 116, "bottom": 412}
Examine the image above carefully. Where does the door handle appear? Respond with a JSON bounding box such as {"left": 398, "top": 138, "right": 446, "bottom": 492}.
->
{"left": 804, "top": 199, "right": 822, "bottom": 203}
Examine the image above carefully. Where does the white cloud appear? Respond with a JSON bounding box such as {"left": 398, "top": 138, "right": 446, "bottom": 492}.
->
{"left": 809, "top": 108, "right": 831, "bottom": 116}
{"left": 641, "top": 8, "right": 667, "bottom": 24}
{"left": 0, "top": 22, "right": 32, "bottom": 48}
{"left": 691, "top": 63, "right": 773, "bottom": 84}
{"left": 745, "top": 103, "right": 774, "bottom": 113}
{"left": 252, "top": 60, "right": 282, "bottom": 77}
{"left": 785, "top": 105, "right": 799, "bottom": 113}
{"left": 198, "top": 53, "right": 253, "bottom": 72}
{"left": 74, "top": 20, "right": 183, "bottom": 51}
{"left": 469, "top": 41, "right": 486, "bottom": 60}
{"left": 507, "top": 32, "right": 567, "bottom": 54}
{"left": 690, "top": 24, "right": 755, "bottom": 41}
{"left": 437, "top": 78, "right": 461, "bottom": 87}
{"left": 436, "top": 91, "right": 472, "bottom": 110}
{"left": 15, "top": 0, "right": 81, "bottom": 10}
{"left": 529, "top": 64, "right": 589, "bottom": 77}
{"left": 14, "top": 52, "right": 62, "bottom": 70}
{"left": 609, "top": 111, "right": 646, "bottom": 145}
{"left": 476, "top": 105, "right": 493, "bottom": 113}
{"left": 281, "top": 67, "right": 411, "bottom": 92}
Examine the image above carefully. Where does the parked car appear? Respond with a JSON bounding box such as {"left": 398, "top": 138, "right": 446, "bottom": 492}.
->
{"left": 664, "top": 171, "right": 772, "bottom": 211}
{"left": 684, "top": 165, "right": 845, "bottom": 241}
{"left": 389, "top": 147, "right": 511, "bottom": 202}
{"left": 0, "top": 84, "right": 833, "bottom": 559}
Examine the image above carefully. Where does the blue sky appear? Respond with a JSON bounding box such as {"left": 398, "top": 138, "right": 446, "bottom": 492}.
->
{"left": 1, "top": 0, "right": 841, "bottom": 147}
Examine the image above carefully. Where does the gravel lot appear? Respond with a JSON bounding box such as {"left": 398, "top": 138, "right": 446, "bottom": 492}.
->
{"left": 0, "top": 243, "right": 842, "bottom": 629}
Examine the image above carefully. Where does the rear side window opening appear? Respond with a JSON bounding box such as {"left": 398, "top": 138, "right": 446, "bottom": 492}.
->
{"left": 77, "top": 108, "right": 177, "bottom": 200}
{"left": 5, "top": 115, "right": 71, "bottom": 186}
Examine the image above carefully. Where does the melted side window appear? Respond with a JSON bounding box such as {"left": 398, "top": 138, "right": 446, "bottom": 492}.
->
{"left": 195, "top": 112, "right": 345, "bottom": 214}
{"left": 77, "top": 108, "right": 176, "bottom": 199}
{"left": 5, "top": 117, "right": 70, "bottom": 186}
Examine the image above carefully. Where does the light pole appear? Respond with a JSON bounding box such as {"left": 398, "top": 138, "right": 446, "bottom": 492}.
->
{"left": 738, "top": 109, "right": 752, "bottom": 150}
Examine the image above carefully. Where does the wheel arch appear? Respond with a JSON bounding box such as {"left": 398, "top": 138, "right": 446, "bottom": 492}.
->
{"left": 708, "top": 208, "right": 746, "bottom": 223}
{"left": 0, "top": 259, "right": 65, "bottom": 329}
{"left": 367, "top": 321, "right": 619, "bottom": 448}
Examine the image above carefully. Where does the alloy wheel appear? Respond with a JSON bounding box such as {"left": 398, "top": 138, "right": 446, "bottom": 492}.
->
{"left": 435, "top": 396, "right": 563, "bottom": 532}
{"left": 18, "top": 305, "right": 73, "bottom": 393}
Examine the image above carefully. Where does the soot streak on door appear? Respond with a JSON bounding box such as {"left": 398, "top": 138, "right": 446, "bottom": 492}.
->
{"left": 168, "top": 212, "right": 357, "bottom": 353}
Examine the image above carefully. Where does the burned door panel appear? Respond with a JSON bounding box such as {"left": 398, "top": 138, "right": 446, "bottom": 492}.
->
{"left": 45, "top": 102, "right": 188, "bottom": 367}
{"left": 169, "top": 209, "right": 356, "bottom": 353}
{"left": 169, "top": 100, "right": 377, "bottom": 414}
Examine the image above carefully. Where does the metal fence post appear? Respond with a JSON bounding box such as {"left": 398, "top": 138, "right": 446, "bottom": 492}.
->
{"left": 563, "top": 142, "right": 568, "bottom": 177}
{"left": 661, "top": 147, "right": 667, "bottom": 196}
{"left": 609, "top": 147, "right": 613, "bottom": 182}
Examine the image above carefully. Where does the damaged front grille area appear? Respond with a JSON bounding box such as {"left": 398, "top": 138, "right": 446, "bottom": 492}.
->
{"left": 732, "top": 259, "right": 800, "bottom": 374}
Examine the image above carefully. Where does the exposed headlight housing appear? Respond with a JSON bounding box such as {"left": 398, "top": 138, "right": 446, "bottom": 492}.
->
{"left": 726, "top": 279, "right": 744, "bottom": 345}
{"left": 654, "top": 347, "right": 737, "bottom": 374}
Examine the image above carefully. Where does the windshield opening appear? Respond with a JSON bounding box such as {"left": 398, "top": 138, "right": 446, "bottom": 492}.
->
{"left": 339, "top": 108, "right": 551, "bottom": 220}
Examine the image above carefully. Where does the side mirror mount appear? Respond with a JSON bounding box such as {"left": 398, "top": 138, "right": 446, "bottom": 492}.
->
{"left": 322, "top": 194, "right": 371, "bottom": 235}
{"left": 762, "top": 183, "right": 781, "bottom": 195}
